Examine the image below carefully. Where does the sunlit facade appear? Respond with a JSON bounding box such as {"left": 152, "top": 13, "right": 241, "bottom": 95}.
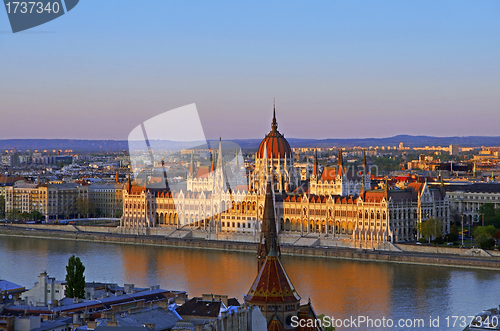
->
{"left": 121, "top": 107, "right": 450, "bottom": 244}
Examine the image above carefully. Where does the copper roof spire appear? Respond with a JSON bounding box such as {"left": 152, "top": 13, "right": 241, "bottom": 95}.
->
{"left": 210, "top": 150, "right": 215, "bottom": 172}
{"left": 257, "top": 180, "right": 281, "bottom": 272}
{"left": 189, "top": 153, "right": 194, "bottom": 174}
{"left": 313, "top": 148, "right": 318, "bottom": 177}
{"left": 127, "top": 172, "right": 132, "bottom": 193}
{"left": 337, "top": 148, "right": 343, "bottom": 178}
{"left": 271, "top": 99, "right": 278, "bottom": 132}
{"left": 363, "top": 149, "right": 367, "bottom": 170}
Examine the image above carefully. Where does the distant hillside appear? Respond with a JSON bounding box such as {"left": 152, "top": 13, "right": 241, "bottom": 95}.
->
{"left": 232, "top": 135, "right": 500, "bottom": 149}
{"left": 1, "top": 135, "right": 500, "bottom": 152}
{"left": 0, "top": 139, "right": 128, "bottom": 152}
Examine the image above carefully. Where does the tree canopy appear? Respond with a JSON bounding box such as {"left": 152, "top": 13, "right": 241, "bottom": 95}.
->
{"left": 417, "top": 217, "right": 443, "bottom": 242}
{"left": 479, "top": 203, "right": 500, "bottom": 228}
{"left": 473, "top": 225, "right": 497, "bottom": 249}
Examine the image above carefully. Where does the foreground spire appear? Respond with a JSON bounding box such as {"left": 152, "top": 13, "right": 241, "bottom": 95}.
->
{"left": 257, "top": 180, "right": 280, "bottom": 272}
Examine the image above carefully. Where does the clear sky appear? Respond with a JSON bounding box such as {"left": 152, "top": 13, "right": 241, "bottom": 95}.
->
{"left": 1, "top": 1, "right": 499, "bottom": 140}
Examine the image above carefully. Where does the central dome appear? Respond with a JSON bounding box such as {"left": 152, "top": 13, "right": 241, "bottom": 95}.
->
{"left": 257, "top": 107, "right": 292, "bottom": 159}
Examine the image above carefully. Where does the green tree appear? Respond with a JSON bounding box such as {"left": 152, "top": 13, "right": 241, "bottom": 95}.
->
{"left": 479, "top": 203, "right": 500, "bottom": 228}
{"left": 316, "top": 314, "right": 335, "bottom": 331}
{"left": 445, "top": 223, "right": 459, "bottom": 242}
{"left": 65, "top": 255, "right": 86, "bottom": 299}
{"left": 473, "top": 225, "right": 497, "bottom": 249}
{"left": 31, "top": 210, "right": 44, "bottom": 221}
{"left": 0, "top": 195, "right": 5, "bottom": 217}
{"left": 417, "top": 217, "right": 443, "bottom": 243}
{"left": 8, "top": 209, "right": 21, "bottom": 221}
{"left": 76, "top": 196, "right": 94, "bottom": 218}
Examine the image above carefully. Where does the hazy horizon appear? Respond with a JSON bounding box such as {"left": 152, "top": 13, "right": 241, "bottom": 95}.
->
{"left": 2, "top": 133, "right": 500, "bottom": 142}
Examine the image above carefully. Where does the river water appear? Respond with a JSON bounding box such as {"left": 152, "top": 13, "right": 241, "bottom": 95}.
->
{"left": 1, "top": 236, "right": 499, "bottom": 330}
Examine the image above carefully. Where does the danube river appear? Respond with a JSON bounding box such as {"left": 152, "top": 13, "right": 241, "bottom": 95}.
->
{"left": 1, "top": 236, "right": 500, "bottom": 330}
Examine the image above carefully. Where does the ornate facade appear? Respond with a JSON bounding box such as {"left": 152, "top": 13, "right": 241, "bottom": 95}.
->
{"left": 249, "top": 106, "right": 299, "bottom": 195}
{"left": 121, "top": 105, "right": 450, "bottom": 244}
{"left": 282, "top": 181, "right": 449, "bottom": 243}
{"left": 309, "top": 149, "right": 370, "bottom": 196}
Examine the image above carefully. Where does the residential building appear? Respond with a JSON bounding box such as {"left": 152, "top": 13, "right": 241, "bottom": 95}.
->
{"left": 446, "top": 183, "right": 500, "bottom": 224}
{"left": 5, "top": 183, "right": 88, "bottom": 220}
{"left": 23, "top": 272, "right": 65, "bottom": 306}
{"left": 88, "top": 183, "right": 123, "bottom": 218}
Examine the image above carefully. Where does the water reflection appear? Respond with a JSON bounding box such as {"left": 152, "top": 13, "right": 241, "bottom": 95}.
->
{"left": 2, "top": 237, "right": 500, "bottom": 330}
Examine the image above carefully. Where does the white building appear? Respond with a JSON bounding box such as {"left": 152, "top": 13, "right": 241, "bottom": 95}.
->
{"left": 23, "top": 272, "right": 65, "bottom": 306}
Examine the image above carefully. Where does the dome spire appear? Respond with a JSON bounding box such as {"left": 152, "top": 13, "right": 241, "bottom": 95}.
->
{"left": 271, "top": 99, "right": 278, "bottom": 132}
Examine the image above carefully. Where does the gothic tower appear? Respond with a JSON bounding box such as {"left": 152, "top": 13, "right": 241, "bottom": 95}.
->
{"left": 250, "top": 103, "right": 298, "bottom": 194}
{"left": 257, "top": 180, "right": 281, "bottom": 272}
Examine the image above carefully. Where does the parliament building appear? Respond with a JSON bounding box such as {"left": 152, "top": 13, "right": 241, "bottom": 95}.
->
{"left": 121, "top": 105, "right": 450, "bottom": 245}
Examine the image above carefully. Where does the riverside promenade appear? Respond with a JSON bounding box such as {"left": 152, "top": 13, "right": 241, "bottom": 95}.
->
{"left": 2, "top": 223, "right": 500, "bottom": 270}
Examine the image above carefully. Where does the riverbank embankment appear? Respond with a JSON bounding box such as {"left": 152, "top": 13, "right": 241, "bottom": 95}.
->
{"left": 3, "top": 224, "right": 500, "bottom": 270}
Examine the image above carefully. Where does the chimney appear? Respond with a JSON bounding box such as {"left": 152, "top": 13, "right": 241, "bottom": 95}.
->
{"left": 72, "top": 313, "right": 80, "bottom": 326}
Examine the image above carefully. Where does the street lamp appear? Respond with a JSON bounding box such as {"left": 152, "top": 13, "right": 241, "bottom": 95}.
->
{"left": 468, "top": 212, "right": 471, "bottom": 246}
{"left": 461, "top": 214, "right": 464, "bottom": 247}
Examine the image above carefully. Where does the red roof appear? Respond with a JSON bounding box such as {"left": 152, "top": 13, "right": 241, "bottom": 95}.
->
{"left": 129, "top": 185, "right": 146, "bottom": 195}
{"left": 407, "top": 182, "right": 424, "bottom": 194}
{"left": 0, "top": 176, "right": 26, "bottom": 185}
{"left": 244, "top": 253, "right": 300, "bottom": 304}
{"left": 257, "top": 132, "right": 292, "bottom": 159}
{"left": 196, "top": 166, "right": 210, "bottom": 178}
{"left": 257, "top": 111, "right": 291, "bottom": 159}
{"left": 364, "top": 191, "right": 386, "bottom": 203}
{"left": 320, "top": 167, "right": 337, "bottom": 181}
{"left": 267, "top": 316, "right": 285, "bottom": 331}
